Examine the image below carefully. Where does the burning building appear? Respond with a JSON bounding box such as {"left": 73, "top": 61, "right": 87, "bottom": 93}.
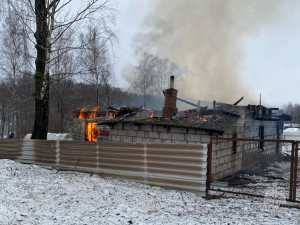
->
{"left": 72, "top": 106, "right": 155, "bottom": 142}
{"left": 99, "top": 76, "right": 289, "bottom": 180}
{"left": 72, "top": 106, "right": 112, "bottom": 142}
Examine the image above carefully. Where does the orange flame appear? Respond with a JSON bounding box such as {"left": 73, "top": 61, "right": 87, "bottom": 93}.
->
{"left": 90, "top": 106, "right": 100, "bottom": 118}
{"left": 75, "top": 106, "right": 100, "bottom": 119}
{"left": 78, "top": 107, "right": 86, "bottom": 119}
{"left": 106, "top": 111, "right": 118, "bottom": 118}
{"left": 86, "top": 122, "right": 98, "bottom": 142}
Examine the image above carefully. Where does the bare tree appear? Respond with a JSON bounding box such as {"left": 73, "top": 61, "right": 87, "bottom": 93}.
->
{"left": 50, "top": 28, "right": 76, "bottom": 133}
{"left": 6, "top": 0, "right": 116, "bottom": 139}
{"left": 154, "top": 58, "right": 178, "bottom": 96}
{"left": 129, "top": 53, "right": 158, "bottom": 108}
{"left": 79, "top": 26, "right": 114, "bottom": 111}
{"left": 0, "top": 7, "right": 33, "bottom": 138}
{"left": 125, "top": 53, "right": 179, "bottom": 108}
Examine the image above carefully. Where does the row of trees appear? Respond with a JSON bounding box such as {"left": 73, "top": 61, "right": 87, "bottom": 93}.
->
{"left": 0, "top": 0, "right": 117, "bottom": 139}
{"left": 0, "top": 1, "right": 179, "bottom": 139}
{"left": 283, "top": 102, "right": 300, "bottom": 124}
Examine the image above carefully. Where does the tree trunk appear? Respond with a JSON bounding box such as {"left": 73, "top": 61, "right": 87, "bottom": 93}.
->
{"left": 105, "top": 83, "right": 110, "bottom": 112}
{"left": 59, "top": 97, "right": 64, "bottom": 133}
{"left": 96, "top": 85, "right": 99, "bottom": 106}
{"left": 31, "top": 0, "right": 49, "bottom": 139}
{"left": 1, "top": 109, "right": 5, "bottom": 139}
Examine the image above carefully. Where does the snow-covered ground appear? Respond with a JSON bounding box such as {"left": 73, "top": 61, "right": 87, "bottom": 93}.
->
{"left": 24, "top": 133, "right": 72, "bottom": 141}
{"left": 283, "top": 128, "right": 300, "bottom": 141}
{"left": 284, "top": 128, "right": 300, "bottom": 133}
{"left": 282, "top": 126, "right": 300, "bottom": 155}
{"left": 282, "top": 143, "right": 300, "bottom": 156}
{"left": 0, "top": 159, "right": 299, "bottom": 225}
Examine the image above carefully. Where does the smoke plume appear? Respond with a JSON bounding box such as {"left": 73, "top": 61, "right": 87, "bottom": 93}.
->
{"left": 133, "top": 0, "right": 295, "bottom": 103}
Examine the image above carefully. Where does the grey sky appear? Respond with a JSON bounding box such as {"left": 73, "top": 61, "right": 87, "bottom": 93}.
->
{"left": 74, "top": 0, "right": 300, "bottom": 108}
{"left": 241, "top": 11, "right": 300, "bottom": 107}
{"left": 113, "top": 1, "right": 151, "bottom": 87}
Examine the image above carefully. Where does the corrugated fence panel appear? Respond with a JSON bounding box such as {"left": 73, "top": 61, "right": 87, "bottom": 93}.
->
{"left": 0, "top": 140, "right": 207, "bottom": 194}
{"left": 34, "top": 140, "right": 58, "bottom": 167}
{"left": 60, "top": 141, "right": 98, "bottom": 171}
{"left": 96, "top": 142, "right": 207, "bottom": 193}
{"left": 97, "top": 143, "right": 145, "bottom": 173}
{"left": 0, "top": 139, "right": 23, "bottom": 160}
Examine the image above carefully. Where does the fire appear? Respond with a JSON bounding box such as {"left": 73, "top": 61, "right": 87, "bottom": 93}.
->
{"left": 106, "top": 111, "right": 118, "bottom": 118}
{"left": 86, "top": 122, "right": 98, "bottom": 142}
{"left": 78, "top": 107, "right": 86, "bottom": 119}
{"left": 90, "top": 106, "right": 100, "bottom": 118}
{"left": 85, "top": 122, "right": 109, "bottom": 142}
{"left": 73, "top": 106, "right": 157, "bottom": 142}
{"left": 77, "top": 106, "right": 100, "bottom": 119}
{"left": 73, "top": 106, "right": 114, "bottom": 142}
{"left": 74, "top": 106, "right": 101, "bottom": 119}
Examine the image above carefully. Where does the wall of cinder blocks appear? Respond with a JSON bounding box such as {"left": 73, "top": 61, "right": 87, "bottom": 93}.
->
{"left": 108, "top": 123, "right": 211, "bottom": 144}
{"left": 210, "top": 118, "right": 245, "bottom": 181}
{"left": 72, "top": 119, "right": 85, "bottom": 141}
{"left": 210, "top": 115, "right": 283, "bottom": 180}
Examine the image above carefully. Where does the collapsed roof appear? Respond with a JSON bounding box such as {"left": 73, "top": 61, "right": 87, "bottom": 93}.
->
{"left": 100, "top": 105, "right": 288, "bottom": 135}
{"left": 100, "top": 107, "right": 242, "bottom": 135}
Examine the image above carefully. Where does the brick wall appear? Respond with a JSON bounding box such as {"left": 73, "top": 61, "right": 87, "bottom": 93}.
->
{"left": 211, "top": 114, "right": 283, "bottom": 180}
{"left": 211, "top": 117, "right": 244, "bottom": 180}
{"left": 108, "top": 123, "right": 211, "bottom": 144}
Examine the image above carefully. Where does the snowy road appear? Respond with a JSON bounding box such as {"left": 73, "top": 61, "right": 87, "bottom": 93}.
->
{"left": 0, "top": 159, "right": 299, "bottom": 225}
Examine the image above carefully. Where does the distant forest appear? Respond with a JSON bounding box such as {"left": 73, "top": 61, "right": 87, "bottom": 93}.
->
{"left": 283, "top": 103, "right": 300, "bottom": 124}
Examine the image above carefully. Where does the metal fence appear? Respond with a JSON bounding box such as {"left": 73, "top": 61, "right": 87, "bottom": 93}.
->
{"left": 207, "top": 137, "right": 299, "bottom": 203}
{"left": 0, "top": 140, "right": 207, "bottom": 194}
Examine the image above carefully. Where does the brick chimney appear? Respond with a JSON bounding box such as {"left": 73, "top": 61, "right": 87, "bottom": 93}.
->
{"left": 162, "top": 76, "right": 178, "bottom": 118}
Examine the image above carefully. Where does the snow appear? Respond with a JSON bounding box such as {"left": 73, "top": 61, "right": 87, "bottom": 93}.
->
{"left": 24, "top": 133, "right": 73, "bottom": 141}
{"left": 282, "top": 142, "right": 300, "bottom": 156}
{"left": 283, "top": 128, "right": 300, "bottom": 141}
{"left": 0, "top": 159, "right": 299, "bottom": 224}
{"left": 283, "top": 128, "right": 300, "bottom": 134}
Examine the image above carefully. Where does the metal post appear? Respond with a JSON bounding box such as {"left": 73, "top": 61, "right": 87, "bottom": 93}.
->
{"left": 206, "top": 141, "right": 212, "bottom": 197}
{"left": 289, "top": 142, "right": 295, "bottom": 201}
{"left": 292, "top": 142, "right": 298, "bottom": 201}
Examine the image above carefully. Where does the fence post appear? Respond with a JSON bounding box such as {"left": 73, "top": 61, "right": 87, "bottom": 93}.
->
{"left": 206, "top": 140, "right": 212, "bottom": 197}
{"left": 293, "top": 142, "right": 298, "bottom": 201}
{"left": 289, "top": 142, "right": 295, "bottom": 201}
{"left": 55, "top": 140, "right": 60, "bottom": 169}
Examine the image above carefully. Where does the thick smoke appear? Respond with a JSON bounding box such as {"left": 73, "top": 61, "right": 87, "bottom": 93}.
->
{"left": 133, "top": 0, "right": 295, "bottom": 103}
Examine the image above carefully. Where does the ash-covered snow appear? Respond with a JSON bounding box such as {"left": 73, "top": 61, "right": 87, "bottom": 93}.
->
{"left": 0, "top": 159, "right": 299, "bottom": 225}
